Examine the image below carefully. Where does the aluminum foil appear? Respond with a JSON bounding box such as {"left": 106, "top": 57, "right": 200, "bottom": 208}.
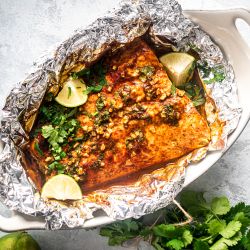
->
{"left": 0, "top": 0, "right": 242, "bottom": 229}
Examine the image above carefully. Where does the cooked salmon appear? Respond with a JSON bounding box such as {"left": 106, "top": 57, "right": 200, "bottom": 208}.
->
{"left": 26, "top": 38, "right": 211, "bottom": 193}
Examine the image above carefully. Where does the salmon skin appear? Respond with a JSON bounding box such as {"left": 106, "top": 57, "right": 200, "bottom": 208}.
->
{"left": 26, "top": 38, "right": 210, "bottom": 193}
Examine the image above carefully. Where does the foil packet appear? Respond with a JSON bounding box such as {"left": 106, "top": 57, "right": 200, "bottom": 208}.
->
{"left": 0, "top": 0, "right": 242, "bottom": 229}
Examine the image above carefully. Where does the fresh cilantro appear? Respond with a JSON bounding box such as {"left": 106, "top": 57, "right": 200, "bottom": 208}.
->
{"left": 182, "top": 82, "right": 205, "bottom": 107}
{"left": 198, "top": 62, "right": 226, "bottom": 84}
{"left": 140, "top": 66, "right": 155, "bottom": 77}
{"left": 39, "top": 101, "right": 79, "bottom": 173}
{"left": 220, "top": 221, "right": 242, "bottom": 239}
{"left": 41, "top": 118, "right": 78, "bottom": 160}
{"left": 211, "top": 197, "right": 231, "bottom": 215}
{"left": 100, "top": 191, "right": 250, "bottom": 250}
{"left": 96, "top": 96, "right": 105, "bottom": 111}
{"left": 99, "top": 219, "right": 141, "bottom": 246}
{"left": 48, "top": 161, "right": 65, "bottom": 174}
{"left": 241, "top": 231, "right": 250, "bottom": 250}
{"left": 34, "top": 141, "right": 43, "bottom": 156}
{"left": 73, "top": 61, "right": 107, "bottom": 95}
{"left": 67, "top": 86, "right": 72, "bottom": 99}
{"left": 71, "top": 68, "right": 91, "bottom": 80}
{"left": 84, "top": 85, "right": 103, "bottom": 95}
{"left": 171, "top": 84, "right": 177, "bottom": 96}
{"left": 194, "top": 240, "right": 210, "bottom": 250}
{"left": 39, "top": 101, "right": 77, "bottom": 126}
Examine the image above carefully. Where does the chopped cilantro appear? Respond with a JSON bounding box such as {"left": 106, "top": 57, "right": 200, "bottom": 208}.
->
{"left": 71, "top": 68, "right": 91, "bottom": 80}
{"left": 96, "top": 96, "right": 105, "bottom": 111}
{"left": 171, "top": 84, "right": 177, "bottom": 95}
{"left": 95, "top": 110, "right": 110, "bottom": 126}
{"left": 140, "top": 66, "right": 155, "bottom": 77}
{"left": 72, "top": 61, "right": 107, "bottom": 95}
{"left": 40, "top": 102, "right": 79, "bottom": 171}
{"left": 161, "top": 104, "right": 180, "bottom": 125}
{"left": 48, "top": 161, "right": 65, "bottom": 174}
{"left": 198, "top": 62, "right": 226, "bottom": 84}
{"left": 182, "top": 82, "right": 205, "bottom": 107}
{"left": 34, "top": 141, "right": 43, "bottom": 156}
{"left": 67, "top": 86, "right": 72, "bottom": 99}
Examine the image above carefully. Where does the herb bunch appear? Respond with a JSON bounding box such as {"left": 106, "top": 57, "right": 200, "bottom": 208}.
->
{"left": 35, "top": 102, "right": 79, "bottom": 173}
{"left": 100, "top": 191, "right": 250, "bottom": 250}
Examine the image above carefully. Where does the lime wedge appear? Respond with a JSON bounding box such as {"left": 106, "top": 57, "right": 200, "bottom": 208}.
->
{"left": 160, "top": 52, "right": 195, "bottom": 87}
{"left": 41, "top": 174, "right": 82, "bottom": 200}
{"left": 55, "top": 78, "right": 88, "bottom": 107}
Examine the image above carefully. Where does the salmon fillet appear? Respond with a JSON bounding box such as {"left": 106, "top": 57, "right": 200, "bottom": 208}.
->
{"left": 26, "top": 39, "right": 211, "bottom": 193}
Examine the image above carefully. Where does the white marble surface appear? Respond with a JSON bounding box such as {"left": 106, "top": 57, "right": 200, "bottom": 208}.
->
{"left": 0, "top": 0, "right": 249, "bottom": 249}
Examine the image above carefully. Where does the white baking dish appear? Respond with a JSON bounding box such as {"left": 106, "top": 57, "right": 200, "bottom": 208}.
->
{"left": 0, "top": 9, "right": 249, "bottom": 231}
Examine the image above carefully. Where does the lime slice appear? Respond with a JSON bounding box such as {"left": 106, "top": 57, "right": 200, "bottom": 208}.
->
{"left": 160, "top": 52, "right": 195, "bottom": 87}
{"left": 41, "top": 174, "right": 82, "bottom": 200}
{"left": 55, "top": 78, "right": 88, "bottom": 107}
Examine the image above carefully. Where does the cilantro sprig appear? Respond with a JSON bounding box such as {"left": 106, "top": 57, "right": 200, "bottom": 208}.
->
{"left": 71, "top": 61, "right": 107, "bottom": 95}
{"left": 100, "top": 191, "right": 250, "bottom": 250}
{"left": 38, "top": 101, "right": 79, "bottom": 173}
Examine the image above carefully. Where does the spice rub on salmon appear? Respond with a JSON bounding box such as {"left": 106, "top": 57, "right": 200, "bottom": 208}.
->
{"left": 26, "top": 39, "right": 211, "bottom": 193}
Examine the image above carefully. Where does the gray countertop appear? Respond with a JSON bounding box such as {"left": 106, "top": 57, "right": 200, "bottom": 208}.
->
{"left": 0, "top": 0, "right": 249, "bottom": 249}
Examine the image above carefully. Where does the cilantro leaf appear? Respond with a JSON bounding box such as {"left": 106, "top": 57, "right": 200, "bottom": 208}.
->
{"left": 182, "top": 82, "right": 205, "bottom": 107}
{"left": 194, "top": 240, "right": 210, "bottom": 250}
{"left": 152, "top": 237, "right": 165, "bottom": 250}
{"left": 67, "top": 86, "right": 72, "bottom": 99}
{"left": 171, "top": 84, "right": 177, "bottom": 95}
{"left": 180, "top": 191, "right": 209, "bottom": 217}
{"left": 208, "top": 219, "right": 226, "bottom": 235}
{"left": 198, "top": 62, "right": 225, "bottom": 84}
{"left": 210, "top": 232, "right": 242, "bottom": 250}
{"left": 153, "top": 224, "right": 176, "bottom": 238}
{"left": 220, "top": 221, "right": 242, "bottom": 239}
{"left": 241, "top": 231, "right": 250, "bottom": 250}
{"left": 166, "top": 239, "right": 184, "bottom": 250}
{"left": 182, "top": 229, "right": 193, "bottom": 247}
{"left": 211, "top": 197, "right": 231, "bottom": 215}
{"left": 34, "top": 141, "right": 43, "bottom": 156}
{"left": 99, "top": 219, "right": 141, "bottom": 246}
{"left": 73, "top": 61, "right": 107, "bottom": 95}
{"left": 233, "top": 212, "right": 250, "bottom": 233}
{"left": 71, "top": 68, "right": 90, "bottom": 79}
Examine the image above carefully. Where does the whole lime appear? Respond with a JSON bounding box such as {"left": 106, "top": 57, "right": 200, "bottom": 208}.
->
{"left": 0, "top": 232, "right": 40, "bottom": 250}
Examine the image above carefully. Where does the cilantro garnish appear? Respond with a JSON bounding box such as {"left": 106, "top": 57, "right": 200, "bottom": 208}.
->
{"left": 171, "top": 84, "right": 177, "bottom": 96}
{"left": 41, "top": 118, "right": 78, "bottom": 161}
{"left": 48, "top": 161, "right": 65, "bottom": 174}
{"left": 198, "top": 62, "right": 226, "bottom": 84}
{"left": 71, "top": 61, "right": 107, "bottom": 95}
{"left": 67, "top": 86, "right": 72, "bottom": 99}
{"left": 38, "top": 101, "right": 79, "bottom": 173}
{"left": 100, "top": 191, "right": 250, "bottom": 250}
{"left": 34, "top": 141, "right": 43, "bottom": 156}
{"left": 182, "top": 82, "right": 205, "bottom": 107}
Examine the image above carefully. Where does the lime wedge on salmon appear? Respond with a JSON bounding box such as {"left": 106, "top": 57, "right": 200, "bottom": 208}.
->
{"left": 55, "top": 78, "right": 88, "bottom": 108}
{"left": 41, "top": 174, "right": 82, "bottom": 200}
{"left": 160, "top": 52, "right": 195, "bottom": 87}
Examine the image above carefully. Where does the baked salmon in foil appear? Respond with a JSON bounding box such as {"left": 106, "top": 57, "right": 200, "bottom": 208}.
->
{"left": 0, "top": 0, "right": 241, "bottom": 229}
